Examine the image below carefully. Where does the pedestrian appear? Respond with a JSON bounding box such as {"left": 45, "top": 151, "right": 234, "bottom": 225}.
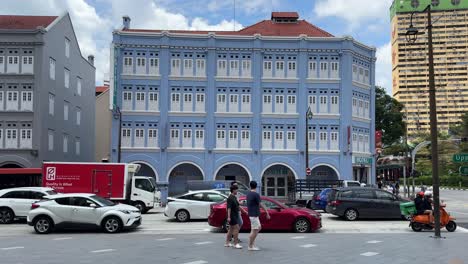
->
{"left": 246, "top": 180, "right": 270, "bottom": 251}
{"left": 225, "top": 185, "right": 242, "bottom": 249}
{"left": 395, "top": 182, "right": 400, "bottom": 195}
{"left": 377, "top": 180, "right": 382, "bottom": 189}
{"left": 230, "top": 181, "right": 245, "bottom": 243}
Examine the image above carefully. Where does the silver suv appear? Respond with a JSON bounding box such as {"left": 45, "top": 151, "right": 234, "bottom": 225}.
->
{"left": 27, "top": 193, "right": 141, "bottom": 234}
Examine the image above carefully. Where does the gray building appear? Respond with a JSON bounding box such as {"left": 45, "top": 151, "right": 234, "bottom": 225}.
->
{"left": 0, "top": 13, "right": 95, "bottom": 170}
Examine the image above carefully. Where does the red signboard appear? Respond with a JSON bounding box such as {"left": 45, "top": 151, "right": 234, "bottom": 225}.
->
{"left": 375, "top": 130, "right": 383, "bottom": 154}
{"left": 42, "top": 162, "right": 128, "bottom": 200}
{"left": 306, "top": 167, "right": 311, "bottom": 175}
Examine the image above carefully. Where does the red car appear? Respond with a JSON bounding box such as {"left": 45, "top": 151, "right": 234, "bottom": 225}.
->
{"left": 208, "top": 196, "right": 321, "bottom": 233}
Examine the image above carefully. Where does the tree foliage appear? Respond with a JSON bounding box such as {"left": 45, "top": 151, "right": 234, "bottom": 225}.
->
{"left": 375, "top": 86, "right": 405, "bottom": 146}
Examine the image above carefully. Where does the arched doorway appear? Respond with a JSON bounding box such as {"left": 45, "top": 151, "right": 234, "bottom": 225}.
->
{"left": 309, "top": 165, "right": 339, "bottom": 181}
{"left": 214, "top": 163, "right": 250, "bottom": 186}
{"left": 133, "top": 162, "right": 158, "bottom": 180}
{"left": 0, "top": 163, "right": 23, "bottom": 168}
{"left": 168, "top": 163, "right": 203, "bottom": 196}
{"left": 261, "top": 164, "right": 296, "bottom": 200}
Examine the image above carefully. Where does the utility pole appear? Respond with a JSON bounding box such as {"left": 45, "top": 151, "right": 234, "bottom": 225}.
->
{"left": 405, "top": 4, "right": 441, "bottom": 238}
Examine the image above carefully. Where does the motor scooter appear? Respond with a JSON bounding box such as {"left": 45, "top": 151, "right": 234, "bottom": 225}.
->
{"left": 410, "top": 204, "right": 457, "bottom": 232}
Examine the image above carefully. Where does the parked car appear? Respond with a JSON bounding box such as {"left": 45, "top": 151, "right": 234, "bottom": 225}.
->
{"left": 27, "top": 193, "right": 141, "bottom": 234}
{"left": 312, "top": 188, "right": 332, "bottom": 211}
{"left": 208, "top": 196, "right": 322, "bottom": 233}
{"left": 0, "top": 187, "right": 57, "bottom": 224}
{"left": 326, "top": 187, "right": 409, "bottom": 221}
{"left": 165, "top": 190, "right": 227, "bottom": 222}
{"left": 342, "top": 180, "right": 365, "bottom": 187}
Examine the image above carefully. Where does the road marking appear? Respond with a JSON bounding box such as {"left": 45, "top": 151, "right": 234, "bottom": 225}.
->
{"left": 53, "top": 237, "right": 73, "bottom": 241}
{"left": 1, "top": 246, "right": 24, "bottom": 251}
{"left": 195, "top": 241, "right": 213, "bottom": 245}
{"left": 90, "top": 249, "right": 116, "bottom": 253}
{"left": 300, "top": 244, "right": 317, "bottom": 248}
{"left": 291, "top": 236, "right": 305, "bottom": 239}
{"left": 182, "top": 261, "right": 208, "bottom": 264}
{"left": 156, "top": 238, "right": 175, "bottom": 241}
{"left": 361, "top": 252, "right": 379, "bottom": 257}
{"left": 366, "top": 240, "right": 382, "bottom": 244}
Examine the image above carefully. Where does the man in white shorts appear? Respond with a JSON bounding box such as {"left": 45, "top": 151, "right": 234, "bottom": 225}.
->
{"left": 246, "top": 181, "right": 270, "bottom": 251}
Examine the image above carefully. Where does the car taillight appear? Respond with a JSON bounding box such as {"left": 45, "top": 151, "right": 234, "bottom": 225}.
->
{"left": 329, "top": 200, "right": 341, "bottom": 206}
{"left": 31, "top": 203, "right": 40, "bottom": 209}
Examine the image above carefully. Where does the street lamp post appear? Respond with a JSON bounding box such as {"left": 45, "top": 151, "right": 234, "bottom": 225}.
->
{"left": 405, "top": 4, "right": 441, "bottom": 238}
{"left": 113, "top": 107, "right": 122, "bottom": 163}
{"left": 305, "top": 107, "right": 313, "bottom": 176}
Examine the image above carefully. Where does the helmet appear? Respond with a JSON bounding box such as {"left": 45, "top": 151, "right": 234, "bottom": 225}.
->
{"left": 418, "top": 191, "right": 424, "bottom": 197}
{"left": 424, "top": 191, "right": 433, "bottom": 197}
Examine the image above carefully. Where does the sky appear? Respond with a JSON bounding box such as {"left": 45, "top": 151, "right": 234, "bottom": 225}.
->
{"left": 1, "top": 0, "right": 394, "bottom": 94}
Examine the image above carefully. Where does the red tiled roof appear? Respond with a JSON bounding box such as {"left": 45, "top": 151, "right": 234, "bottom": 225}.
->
{"left": 271, "top": 12, "right": 299, "bottom": 19}
{"left": 0, "top": 15, "right": 58, "bottom": 30}
{"left": 122, "top": 12, "right": 333, "bottom": 37}
{"left": 96, "top": 86, "right": 109, "bottom": 93}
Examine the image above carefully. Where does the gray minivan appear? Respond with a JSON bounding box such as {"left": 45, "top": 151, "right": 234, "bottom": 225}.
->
{"left": 326, "top": 187, "right": 408, "bottom": 221}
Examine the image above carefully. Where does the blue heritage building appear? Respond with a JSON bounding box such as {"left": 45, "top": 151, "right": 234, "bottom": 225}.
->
{"left": 110, "top": 12, "right": 376, "bottom": 201}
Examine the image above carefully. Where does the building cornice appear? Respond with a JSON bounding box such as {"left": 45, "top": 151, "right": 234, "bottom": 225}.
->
{"left": 0, "top": 41, "right": 44, "bottom": 46}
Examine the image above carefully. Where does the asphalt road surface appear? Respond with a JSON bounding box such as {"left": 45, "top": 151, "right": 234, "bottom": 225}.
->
{"left": 440, "top": 190, "right": 468, "bottom": 228}
{"left": 0, "top": 232, "right": 466, "bottom": 264}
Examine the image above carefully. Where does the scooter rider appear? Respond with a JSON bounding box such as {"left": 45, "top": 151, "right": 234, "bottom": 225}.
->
{"left": 423, "top": 191, "right": 434, "bottom": 224}
{"left": 414, "top": 191, "right": 425, "bottom": 215}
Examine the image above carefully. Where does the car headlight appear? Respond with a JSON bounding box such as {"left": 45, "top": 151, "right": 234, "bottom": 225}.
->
{"left": 310, "top": 213, "right": 321, "bottom": 219}
{"left": 120, "top": 210, "right": 139, "bottom": 214}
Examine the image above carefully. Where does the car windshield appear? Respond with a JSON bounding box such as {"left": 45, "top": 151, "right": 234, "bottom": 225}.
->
{"left": 91, "top": 195, "right": 115, "bottom": 206}
{"left": 46, "top": 190, "right": 58, "bottom": 195}
{"left": 148, "top": 177, "right": 157, "bottom": 190}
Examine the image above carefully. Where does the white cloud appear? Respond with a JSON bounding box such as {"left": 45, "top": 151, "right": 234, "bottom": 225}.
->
{"left": 376, "top": 41, "right": 393, "bottom": 95}
{"left": 314, "top": 0, "right": 393, "bottom": 29}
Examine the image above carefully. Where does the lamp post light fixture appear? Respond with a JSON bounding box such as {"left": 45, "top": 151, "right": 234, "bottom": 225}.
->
{"left": 113, "top": 107, "right": 122, "bottom": 163}
{"left": 305, "top": 106, "right": 313, "bottom": 176}
{"left": 405, "top": 4, "right": 442, "bottom": 238}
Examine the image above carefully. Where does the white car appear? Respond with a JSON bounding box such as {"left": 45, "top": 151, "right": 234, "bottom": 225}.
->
{"left": 165, "top": 190, "right": 227, "bottom": 222}
{"left": 0, "top": 187, "right": 57, "bottom": 224}
{"left": 27, "top": 193, "right": 141, "bottom": 234}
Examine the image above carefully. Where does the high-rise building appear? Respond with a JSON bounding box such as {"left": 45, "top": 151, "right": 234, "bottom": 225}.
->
{"left": 391, "top": 0, "right": 468, "bottom": 135}
{"left": 110, "top": 12, "right": 376, "bottom": 202}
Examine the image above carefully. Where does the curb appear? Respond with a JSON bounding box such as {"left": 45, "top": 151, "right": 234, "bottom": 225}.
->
{"left": 440, "top": 187, "right": 467, "bottom": 191}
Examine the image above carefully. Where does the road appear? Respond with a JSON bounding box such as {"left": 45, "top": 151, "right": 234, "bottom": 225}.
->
{"left": 0, "top": 232, "right": 466, "bottom": 264}
{"left": 439, "top": 190, "right": 468, "bottom": 228}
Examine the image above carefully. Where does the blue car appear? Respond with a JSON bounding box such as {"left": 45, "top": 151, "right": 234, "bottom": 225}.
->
{"left": 313, "top": 188, "right": 332, "bottom": 211}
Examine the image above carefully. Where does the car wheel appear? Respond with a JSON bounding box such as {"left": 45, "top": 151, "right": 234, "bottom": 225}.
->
{"left": 344, "top": 208, "right": 359, "bottom": 221}
{"left": 133, "top": 202, "right": 146, "bottom": 213}
{"left": 175, "top": 209, "right": 190, "bottom": 222}
{"left": 102, "top": 216, "right": 123, "bottom": 233}
{"left": 446, "top": 221, "right": 457, "bottom": 232}
{"left": 33, "top": 216, "right": 53, "bottom": 234}
{"left": 411, "top": 222, "right": 423, "bottom": 232}
{"left": 293, "top": 218, "right": 311, "bottom": 233}
{"left": 223, "top": 219, "right": 230, "bottom": 232}
{"left": 0, "top": 208, "right": 14, "bottom": 224}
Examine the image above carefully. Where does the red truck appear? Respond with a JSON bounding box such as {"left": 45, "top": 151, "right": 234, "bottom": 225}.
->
{"left": 42, "top": 162, "right": 160, "bottom": 213}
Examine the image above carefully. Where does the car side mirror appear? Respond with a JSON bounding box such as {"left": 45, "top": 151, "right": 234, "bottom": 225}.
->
{"left": 90, "top": 203, "right": 97, "bottom": 208}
